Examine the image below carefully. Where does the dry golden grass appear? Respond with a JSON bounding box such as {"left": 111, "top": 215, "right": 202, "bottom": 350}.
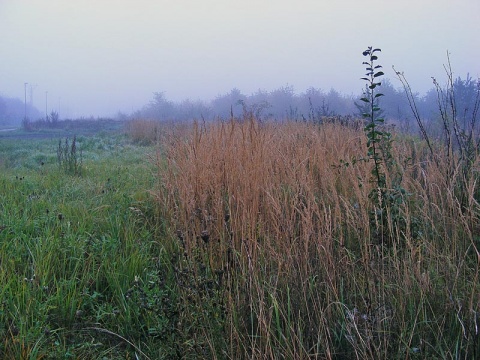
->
{"left": 154, "top": 117, "right": 480, "bottom": 359}
{"left": 126, "top": 119, "right": 166, "bottom": 144}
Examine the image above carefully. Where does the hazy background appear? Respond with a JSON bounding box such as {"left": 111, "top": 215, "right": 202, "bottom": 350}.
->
{"left": 1, "top": 0, "right": 479, "bottom": 118}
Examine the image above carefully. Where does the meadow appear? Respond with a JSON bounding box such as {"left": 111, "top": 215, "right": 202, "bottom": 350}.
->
{"left": 1, "top": 117, "right": 479, "bottom": 359}
{"left": 0, "top": 131, "right": 169, "bottom": 358}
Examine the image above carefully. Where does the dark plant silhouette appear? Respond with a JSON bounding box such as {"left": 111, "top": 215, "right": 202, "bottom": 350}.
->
{"left": 57, "top": 136, "right": 83, "bottom": 175}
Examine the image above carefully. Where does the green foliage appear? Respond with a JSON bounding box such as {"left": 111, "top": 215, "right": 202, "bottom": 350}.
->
{"left": 361, "top": 47, "right": 388, "bottom": 188}
{"left": 361, "top": 47, "right": 408, "bottom": 244}
{"left": 0, "top": 135, "right": 180, "bottom": 359}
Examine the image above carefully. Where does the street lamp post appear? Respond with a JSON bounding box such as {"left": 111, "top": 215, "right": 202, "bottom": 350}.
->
{"left": 24, "top": 82, "right": 28, "bottom": 121}
{"left": 45, "top": 91, "right": 48, "bottom": 121}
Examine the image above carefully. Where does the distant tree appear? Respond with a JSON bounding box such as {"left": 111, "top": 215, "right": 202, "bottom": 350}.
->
{"left": 268, "top": 85, "right": 296, "bottom": 118}
{"left": 237, "top": 99, "right": 272, "bottom": 120}
{"left": 299, "top": 87, "right": 325, "bottom": 120}
{"left": 377, "top": 79, "right": 414, "bottom": 130}
{"left": 323, "top": 89, "right": 342, "bottom": 116}
{"left": 0, "top": 95, "right": 41, "bottom": 126}
{"left": 136, "top": 92, "right": 176, "bottom": 120}
{"left": 418, "top": 88, "right": 439, "bottom": 122}
{"left": 248, "top": 89, "right": 272, "bottom": 117}
{"left": 50, "top": 111, "right": 59, "bottom": 126}
{"left": 177, "top": 99, "right": 212, "bottom": 120}
{"left": 452, "top": 75, "right": 480, "bottom": 130}
{"left": 151, "top": 92, "right": 175, "bottom": 119}
{"left": 210, "top": 88, "right": 246, "bottom": 118}
{"left": 115, "top": 111, "right": 129, "bottom": 121}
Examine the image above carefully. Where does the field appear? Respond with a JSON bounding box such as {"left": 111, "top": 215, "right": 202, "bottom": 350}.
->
{"left": 1, "top": 118, "right": 479, "bottom": 359}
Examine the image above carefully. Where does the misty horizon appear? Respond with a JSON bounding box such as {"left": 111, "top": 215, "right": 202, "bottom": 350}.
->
{"left": 1, "top": 1, "right": 479, "bottom": 118}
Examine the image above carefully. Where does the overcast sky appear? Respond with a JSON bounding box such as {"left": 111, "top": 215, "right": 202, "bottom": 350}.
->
{"left": 1, "top": 0, "right": 479, "bottom": 118}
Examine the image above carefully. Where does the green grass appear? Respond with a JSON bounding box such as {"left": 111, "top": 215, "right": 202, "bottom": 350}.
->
{"left": 0, "top": 134, "right": 181, "bottom": 359}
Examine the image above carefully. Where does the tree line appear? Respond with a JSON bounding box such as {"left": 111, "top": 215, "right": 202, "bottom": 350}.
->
{"left": 2, "top": 75, "right": 478, "bottom": 135}
{"left": 132, "top": 75, "right": 479, "bottom": 134}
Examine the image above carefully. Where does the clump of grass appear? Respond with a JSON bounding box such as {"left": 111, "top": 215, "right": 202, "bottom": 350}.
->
{"left": 154, "top": 115, "right": 480, "bottom": 358}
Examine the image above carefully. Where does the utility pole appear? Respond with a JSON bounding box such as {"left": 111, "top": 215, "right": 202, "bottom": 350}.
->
{"left": 24, "top": 82, "right": 28, "bottom": 121}
{"left": 29, "top": 84, "right": 37, "bottom": 106}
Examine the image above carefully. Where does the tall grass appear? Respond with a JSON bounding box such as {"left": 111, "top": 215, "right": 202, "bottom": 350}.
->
{"left": 126, "top": 119, "right": 169, "bottom": 145}
{"left": 154, "top": 116, "right": 480, "bottom": 358}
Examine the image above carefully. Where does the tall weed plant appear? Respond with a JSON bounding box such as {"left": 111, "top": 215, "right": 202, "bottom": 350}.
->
{"left": 394, "top": 52, "right": 480, "bottom": 209}
{"left": 57, "top": 136, "right": 83, "bottom": 175}
{"left": 358, "top": 47, "right": 412, "bottom": 249}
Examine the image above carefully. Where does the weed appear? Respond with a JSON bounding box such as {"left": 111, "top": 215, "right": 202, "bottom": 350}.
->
{"left": 360, "top": 47, "right": 409, "bottom": 245}
{"left": 57, "top": 136, "right": 83, "bottom": 176}
{"left": 394, "top": 52, "right": 480, "bottom": 208}
{"left": 360, "top": 47, "right": 388, "bottom": 189}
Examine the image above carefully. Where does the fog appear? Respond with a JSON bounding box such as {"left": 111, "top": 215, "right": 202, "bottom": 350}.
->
{"left": 1, "top": 0, "right": 479, "bottom": 119}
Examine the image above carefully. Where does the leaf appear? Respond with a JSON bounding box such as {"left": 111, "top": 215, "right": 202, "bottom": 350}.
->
{"left": 372, "top": 48, "right": 382, "bottom": 53}
{"left": 361, "top": 77, "right": 369, "bottom": 81}
{"left": 360, "top": 97, "right": 370, "bottom": 103}
{"left": 363, "top": 50, "right": 370, "bottom": 56}
{"left": 371, "top": 55, "right": 378, "bottom": 60}
{"left": 374, "top": 93, "right": 384, "bottom": 98}
{"left": 374, "top": 65, "right": 383, "bottom": 69}
{"left": 374, "top": 71, "right": 385, "bottom": 77}
{"left": 369, "top": 84, "right": 377, "bottom": 89}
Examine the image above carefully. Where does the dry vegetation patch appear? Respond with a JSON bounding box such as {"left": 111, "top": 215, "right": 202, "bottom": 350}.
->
{"left": 154, "top": 117, "right": 479, "bottom": 358}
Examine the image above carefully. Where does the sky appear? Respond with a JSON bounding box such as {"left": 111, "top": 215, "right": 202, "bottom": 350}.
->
{"left": 1, "top": 0, "right": 479, "bottom": 118}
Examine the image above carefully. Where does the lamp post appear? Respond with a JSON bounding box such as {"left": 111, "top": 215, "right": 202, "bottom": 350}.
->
{"left": 24, "top": 82, "right": 28, "bottom": 121}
